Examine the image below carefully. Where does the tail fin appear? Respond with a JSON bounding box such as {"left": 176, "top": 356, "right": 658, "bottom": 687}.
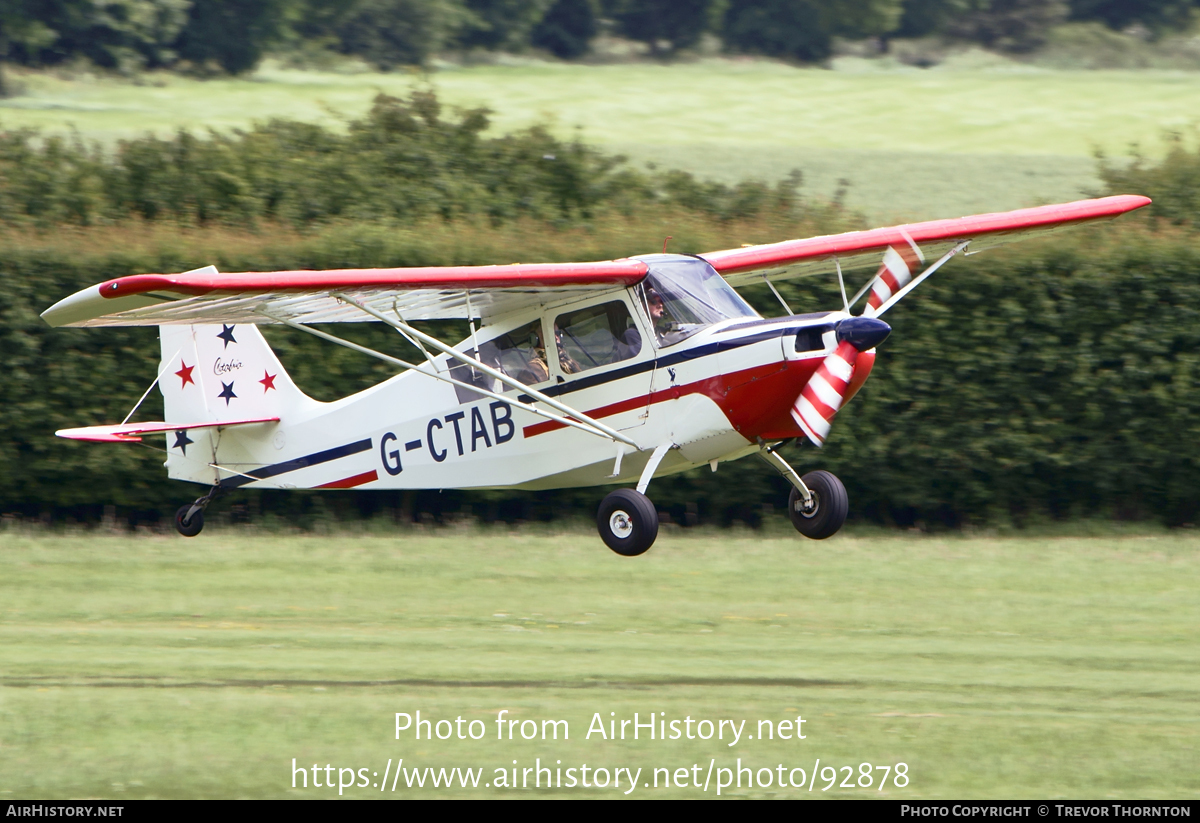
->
{"left": 159, "top": 324, "right": 314, "bottom": 424}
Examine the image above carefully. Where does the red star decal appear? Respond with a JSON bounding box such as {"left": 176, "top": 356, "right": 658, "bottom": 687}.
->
{"left": 259, "top": 371, "right": 277, "bottom": 392}
{"left": 175, "top": 362, "right": 195, "bottom": 388}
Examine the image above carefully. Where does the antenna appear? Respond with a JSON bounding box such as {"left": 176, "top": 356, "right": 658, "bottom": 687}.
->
{"left": 662, "top": 236, "right": 673, "bottom": 253}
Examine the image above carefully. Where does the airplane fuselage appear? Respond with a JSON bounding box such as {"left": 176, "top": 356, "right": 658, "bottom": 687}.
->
{"left": 161, "top": 295, "right": 867, "bottom": 493}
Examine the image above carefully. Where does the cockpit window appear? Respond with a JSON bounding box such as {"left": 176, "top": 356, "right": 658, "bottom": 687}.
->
{"left": 635, "top": 256, "right": 759, "bottom": 347}
{"left": 450, "top": 318, "right": 547, "bottom": 403}
{"left": 553, "top": 301, "right": 642, "bottom": 376}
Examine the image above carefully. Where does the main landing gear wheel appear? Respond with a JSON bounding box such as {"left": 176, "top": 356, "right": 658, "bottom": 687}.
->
{"left": 174, "top": 504, "right": 204, "bottom": 537}
{"left": 597, "top": 489, "right": 659, "bottom": 557}
{"left": 789, "top": 470, "right": 848, "bottom": 540}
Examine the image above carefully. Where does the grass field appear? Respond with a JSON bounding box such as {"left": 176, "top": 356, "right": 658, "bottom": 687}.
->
{"left": 1, "top": 527, "right": 1197, "bottom": 799}
{"left": 3, "top": 60, "right": 1196, "bottom": 221}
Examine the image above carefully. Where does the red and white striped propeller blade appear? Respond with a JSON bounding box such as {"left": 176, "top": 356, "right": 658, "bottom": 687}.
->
{"left": 862, "top": 242, "right": 924, "bottom": 317}
{"left": 791, "top": 340, "right": 859, "bottom": 448}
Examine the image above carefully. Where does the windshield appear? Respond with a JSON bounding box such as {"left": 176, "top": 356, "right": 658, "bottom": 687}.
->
{"left": 635, "top": 255, "right": 759, "bottom": 347}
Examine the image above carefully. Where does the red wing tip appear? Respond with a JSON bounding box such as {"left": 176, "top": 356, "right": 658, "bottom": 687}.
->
{"left": 56, "top": 432, "right": 144, "bottom": 443}
{"left": 1085, "top": 194, "right": 1151, "bottom": 213}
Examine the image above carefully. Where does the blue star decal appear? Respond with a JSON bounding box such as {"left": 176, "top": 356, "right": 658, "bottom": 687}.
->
{"left": 216, "top": 324, "right": 237, "bottom": 348}
{"left": 218, "top": 382, "right": 237, "bottom": 406}
{"left": 172, "top": 430, "right": 194, "bottom": 455}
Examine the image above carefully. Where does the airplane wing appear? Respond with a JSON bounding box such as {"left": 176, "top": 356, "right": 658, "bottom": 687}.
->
{"left": 40, "top": 261, "right": 648, "bottom": 328}
{"left": 41, "top": 196, "right": 1149, "bottom": 329}
{"left": 701, "top": 195, "right": 1152, "bottom": 287}
{"left": 56, "top": 417, "right": 279, "bottom": 443}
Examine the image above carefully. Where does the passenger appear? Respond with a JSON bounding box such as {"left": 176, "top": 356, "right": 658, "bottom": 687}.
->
{"left": 614, "top": 323, "right": 642, "bottom": 360}
{"left": 517, "top": 329, "right": 549, "bottom": 384}
{"left": 554, "top": 327, "right": 583, "bottom": 375}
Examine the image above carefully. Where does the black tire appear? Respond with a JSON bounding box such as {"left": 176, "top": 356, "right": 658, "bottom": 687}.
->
{"left": 597, "top": 489, "right": 659, "bottom": 556}
{"left": 175, "top": 504, "right": 204, "bottom": 537}
{"left": 788, "top": 470, "right": 848, "bottom": 540}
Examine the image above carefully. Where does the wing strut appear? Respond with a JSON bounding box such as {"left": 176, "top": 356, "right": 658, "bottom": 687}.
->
{"left": 845, "top": 274, "right": 876, "bottom": 313}
{"left": 390, "top": 300, "right": 442, "bottom": 373}
{"left": 763, "top": 274, "right": 794, "bottom": 315}
{"left": 120, "top": 345, "right": 183, "bottom": 425}
{"left": 834, "top": 257, "right": 849, "bottom": 313}
{"left": 257, "top": 308, "right": 638, "bottom": 448}
{"left": 330, "top": 292, "right": 640, "bottom": 448}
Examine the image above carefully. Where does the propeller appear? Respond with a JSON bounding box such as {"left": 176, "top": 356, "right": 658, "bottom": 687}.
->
{"left": 792, "top": 236, "right": 932, "bottom": 446}
{"left": 791, "top": 317, "right": 890, "bottom": 447}
{"left": 862, "top": 242, "right": 923, "bottom": 318}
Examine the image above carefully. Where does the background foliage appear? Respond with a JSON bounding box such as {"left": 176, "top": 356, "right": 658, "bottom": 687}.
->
{"left": 0, "top": 92, "right": 812, "bottom": 228}
{"left": 2, "top": 0, "right": 1197, "bottom": 75}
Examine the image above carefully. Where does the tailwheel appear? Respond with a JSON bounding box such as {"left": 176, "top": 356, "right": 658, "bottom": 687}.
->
{"left": 597, "top": 489, "right": 659, "bottom": 556}
{"left": 174, "top": 504, "right": 204, "bottom": 537}
{"left": 173, "top": 485, "right": 224, "bottom": 538}
{"left": 788, "top": 470, "right": 848, "bottom": 540}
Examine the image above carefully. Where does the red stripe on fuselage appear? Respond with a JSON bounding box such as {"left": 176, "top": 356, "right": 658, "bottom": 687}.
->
{"left": 522, "top": 359, "right": 829, "bottom": 442}
{"left": 317, "top": 469, "right": 378, "bottom": 489}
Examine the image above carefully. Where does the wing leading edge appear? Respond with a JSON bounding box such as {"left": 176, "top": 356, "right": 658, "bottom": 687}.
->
{"left": 702, "top": 195, "right": 1152, "bottom": 287}
{"left": 41, "top": 260, "right": 650, "bottom": 328}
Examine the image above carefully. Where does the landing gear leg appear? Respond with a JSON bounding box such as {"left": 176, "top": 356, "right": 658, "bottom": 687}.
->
{"left": 758, "top": 444, "right": 848, "bottom": 540}
{"left": 597, "top": 443, "right": 672, "bottom": 556}
{"left": 174, "top": 485, "right": 225, "bottom": 538}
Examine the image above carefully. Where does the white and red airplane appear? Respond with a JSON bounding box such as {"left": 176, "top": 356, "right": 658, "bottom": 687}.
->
{"left": 42, "top": 195, "right": 1149, "bottom": 554}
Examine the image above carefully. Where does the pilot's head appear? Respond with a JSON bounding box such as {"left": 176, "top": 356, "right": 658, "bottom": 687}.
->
{"left": 646, "top": 288, "right": 665, "bottom": 318}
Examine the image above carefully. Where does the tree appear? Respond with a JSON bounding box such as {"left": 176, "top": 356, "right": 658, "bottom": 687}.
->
{"left": 830, "top": 0, "right": 905, "bottom": 38}
{"left": 723, "top": 0, "right": 902, "bottom": 62}
{"left": 893, "top": 0, "right": 974, "bottom": 37}
{"left": 1068, "top": 0, "right": 1196, "bottom": 33}
{"left": 333, "top": 0, "right": 471, "bottom": 68}
{"left": 946, "top": 0, "right": 1069, "bottom": 52}
{"left": 174, "top": 0, "right": 292, "bottom": 73}
{"left": 611, "top": 0, "right": 727, "bottom": 55}
{"left": 0, "top": 0, "right": 53, "bottom": 93}
{"left": 724, "top": 0, "right": 837, "bottom": 60}
{"left": 531, "top": 0, "right": 598, "bottom": 58}
{"left": 457, "top": 0, "right": 556, "bottom": 50}
{"left": 0, "top": 0, "right": 192, "bottom": 72}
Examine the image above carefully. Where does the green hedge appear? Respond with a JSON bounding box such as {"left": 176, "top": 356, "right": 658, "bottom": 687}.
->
{"left": 4, "top": 215, "right": 1197, "bottom": 528}
{"left": 0, "top": 91, "right": 815, "bottom": 229}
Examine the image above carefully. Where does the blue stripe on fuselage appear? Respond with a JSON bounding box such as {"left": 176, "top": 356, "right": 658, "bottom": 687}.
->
{"left": 518, "top": 315, "right": 836, "bottom": 403}
{"left": 218, "top": 438, "right": 373, "bottom": 489}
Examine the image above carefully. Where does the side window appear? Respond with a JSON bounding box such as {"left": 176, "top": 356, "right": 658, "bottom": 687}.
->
{"left": 794, "top": 328, "right": 824, "bottom": 353}
{"left": 553, "top": 301, "right": 642, "bottom": 376}
{"left": 450, "top": 319, "right": 548, "bottom": 403}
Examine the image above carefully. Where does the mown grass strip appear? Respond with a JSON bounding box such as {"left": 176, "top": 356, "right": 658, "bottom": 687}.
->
{"left": 0, "top": 530, "right": 1196, "bottom": 798}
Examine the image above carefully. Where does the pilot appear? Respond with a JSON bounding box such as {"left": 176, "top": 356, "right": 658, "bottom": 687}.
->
{"left": 645, "top": 287, "right": 678, "bottom": 344}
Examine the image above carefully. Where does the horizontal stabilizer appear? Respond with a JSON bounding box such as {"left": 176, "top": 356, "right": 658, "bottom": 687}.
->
{"left": 56, "top": 417, "right": 279, "bottom": 443}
